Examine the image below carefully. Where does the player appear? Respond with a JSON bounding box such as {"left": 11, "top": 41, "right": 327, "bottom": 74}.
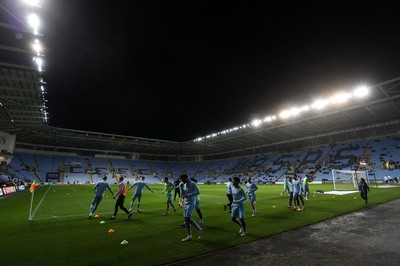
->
{"left": 281, "top": 176, "right": 290, "bottom": 196}
{"left": 174, "top": 177, "right": 181, "bottom": 201}
{"left": 224, "top": 177, "right": 233, "bottom": 212}
{"left": 162, "top": 177, "right": 176, "bottom": 215}
{"left": 231, "top": 176, "right": 247, "bottom": 236}
{"left": 302, "top": 174, "right": 310, "bottom": 200}
{"left": 180, "top": 173, "right": 203, "bottom": 241}
{"left": 246, "top": 177, "right": 258, "bottom": 217}
{"left": 180, "top": 178, "right": 203, "bottom": 228}
{"left": 89, "top": 175, "right": 114, "bottom": 219}
{"left": 358, "top": 177, "right": 370, "bottom": 204}
{"left": 128, "top": 176, "right": 154, "bottom": 213}
{"left": 111, "top": 176, "right": 132, "bottom": 220}
{"left": 288, "top": 176, "right": 294, "bottom": 209}
{"left": 292, "top": 175, "right": 305, "bottom": 211}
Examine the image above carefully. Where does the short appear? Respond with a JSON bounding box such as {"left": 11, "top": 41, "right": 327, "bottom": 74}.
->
{"left": 132, "top": 193, "right": 142, "bottom": 201}
{"left": 195, "top": 199, "right": 201, "bottom": 210}
{"left": 303, "top": 185, "right": 309, "bottom": 192}
{"left": 248, "top": 193, "right": 256, "bottom": 203}
{"left": 183, "top": 200, "right": 196, "bottom": 218}
{"left": 91, "top": 195, "right": 103, "bottom": 205}
{"left": 231, "top": 202, "right": 245, "bottom": 219}
{"left": 166, "top": 194, "right": 172, "bottom": 202}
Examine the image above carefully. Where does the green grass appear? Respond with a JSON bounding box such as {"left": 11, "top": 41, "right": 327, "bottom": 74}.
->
{"left": 1, "top": 183, "right": 399, "bottom": 265}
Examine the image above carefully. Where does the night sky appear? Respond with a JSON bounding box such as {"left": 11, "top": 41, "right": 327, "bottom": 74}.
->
{"left": 41, "top": 1, "right": 400, "bottom": 141}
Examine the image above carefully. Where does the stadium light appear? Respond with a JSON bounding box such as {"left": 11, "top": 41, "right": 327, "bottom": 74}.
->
{"left": 193, "top": 83, "right": 371, "bottom": 142}
{"left": 329, "top": 92, "right": 352, "bottom": 104}
{"left": 311, "top": 99, "right": 329, "bottom": 110}
{"left": 33, "top": 56, "right": 43, "bottom": 72}
{"left": 27, "top": 13, "right": 40, "bottom": 34}
{"left": 22, "top": 0, "right": 41, "bottom": 7}
{"left": 251, "top": 119, "right": 262, "bottom": 127}
{"left": 32, "top": 39, "right": 42, "bottom": 54}
{"left": 353, "top": 85, "right": 369, "bottom": 98}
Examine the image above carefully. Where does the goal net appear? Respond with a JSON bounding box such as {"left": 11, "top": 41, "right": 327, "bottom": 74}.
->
{"left": 332, "top": 169, "right": 368, "bottom": 190}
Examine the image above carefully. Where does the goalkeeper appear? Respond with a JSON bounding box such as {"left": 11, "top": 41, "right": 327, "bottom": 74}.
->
{"left": 358, "top": 177, "right": 370, "bottom": 204}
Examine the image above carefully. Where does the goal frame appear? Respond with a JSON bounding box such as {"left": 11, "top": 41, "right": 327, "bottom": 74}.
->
{"left": 332, "top": 169, "right": 368, "bottom": 190}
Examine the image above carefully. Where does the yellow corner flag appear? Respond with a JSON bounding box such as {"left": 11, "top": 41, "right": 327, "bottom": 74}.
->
{"left": 29, "top": 180, "right": 36, "bottom": 193}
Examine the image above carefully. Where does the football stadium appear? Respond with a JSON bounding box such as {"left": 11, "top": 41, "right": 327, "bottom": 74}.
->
{"left": 1, "top": 1, "right": 400, "bottom": 266}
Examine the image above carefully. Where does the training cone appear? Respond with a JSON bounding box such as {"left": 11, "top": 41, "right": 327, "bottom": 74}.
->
{"left": 95, "top": 214, "right": 100, "bottom": 218}
{"left": 100, "top": 221, "right": 105, "bottom": 224}
{"left": 108, "top": 229, "right": 115, "bottom": 233}
{"left": 120, "top": 240, "right": 128, "bottom": 245}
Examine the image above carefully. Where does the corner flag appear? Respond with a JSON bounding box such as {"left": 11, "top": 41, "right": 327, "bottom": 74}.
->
{"left": 29, "top": 180, "right": 36, "bottom": 193}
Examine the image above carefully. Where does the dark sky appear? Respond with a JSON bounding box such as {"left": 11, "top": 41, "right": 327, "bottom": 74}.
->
{"left": 41, "top": 1, "right": 400, "bottom": 142}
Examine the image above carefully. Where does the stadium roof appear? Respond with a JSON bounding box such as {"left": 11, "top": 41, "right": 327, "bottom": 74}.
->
{"left": 2, "top": 74, "right": 400, "bottom": 157}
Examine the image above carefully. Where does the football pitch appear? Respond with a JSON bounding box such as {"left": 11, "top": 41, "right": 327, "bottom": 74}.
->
{"left": 1, "top": 183, "right": 399, "bottom": 265}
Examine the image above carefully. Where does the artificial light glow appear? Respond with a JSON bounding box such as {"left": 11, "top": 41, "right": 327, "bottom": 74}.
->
{"left": 279, "top": 110, "right": 290, "bottom": 119}
{"left": 311, "top": 99, "right": 329, "bottom": 110}
{"left": 280, "top": 105, "right": 310, "bottom": 119}
{"left": 252, "top": 119, "right": 262, "bottom": 127}
{"left": 330, "top": 92, "right": 351, "bottom": 104}
{"left": 33, "top": 57, "right": 43, "bottom": 71}
{"left": 23, "top": 0, "right": 41, "bottom": 6}
{"left": 193, "top": 82, "right": 371, "bottom": 142}
{"left": 27, "top": 13, "right": 40, "bottom": 34}
{"left": 353, "top": 85, "right": 369, "bottom": 98}
{"left": 32, "top": 39, "right": 42, "bottom": 54}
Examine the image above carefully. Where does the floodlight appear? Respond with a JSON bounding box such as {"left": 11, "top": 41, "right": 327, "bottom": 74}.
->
{"left": 251, "top": 119, "right": 262, "bottom": 127}
{"left": 263, "top": 116, "right": 274, "bottom": 122}
{"left": 32, "top": 39, "right": 42, "bottom": 54}
{"left": 311, "top": 99, "right": 329, "bottom": 110}
{"left": 22, "top": 0, "right": 41, "bottom": 7}
{"left": 353, "top": 85, "right": 369, "bottom": 98}
{"left": 330, "top": 92, "right": 351, "bottom": 104}
{"left": 279, "top": 110, "right": 290, "bottom": 119}
{"left": 27, "top": 13, "right": 40, "bottom": 34}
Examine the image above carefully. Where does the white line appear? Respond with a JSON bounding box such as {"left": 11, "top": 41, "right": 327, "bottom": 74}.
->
{"left": 31, "top": 184, "right": 53, "bottom": 219}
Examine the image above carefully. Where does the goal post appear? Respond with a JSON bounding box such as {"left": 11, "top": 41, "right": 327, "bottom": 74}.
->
{"left": 332, "top": 169, "right": 368, "bottom": 190}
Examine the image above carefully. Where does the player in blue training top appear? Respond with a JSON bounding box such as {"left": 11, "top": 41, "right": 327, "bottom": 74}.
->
{"left": 281, "top": 176, "right": 290, "bottom": 196}
{"left": 246, "top": 177, "right": 258, "bottom": 217}
{"left": 292, "top": 175, "right": 305, "bottom": 211}
{"left": 231, "top": 176, "right": 247, "bottom": 236}
{"left": 89, "top": 175, "right": 115, "bottom": 219}
{"left": 128, "top": 176, "right": 154, "bottom": 213}
{"left": 180, "top": 173, "right": 203, "bottom": 242}
{"left": 179, "top": 178, "right": 204, "bottom": 228}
